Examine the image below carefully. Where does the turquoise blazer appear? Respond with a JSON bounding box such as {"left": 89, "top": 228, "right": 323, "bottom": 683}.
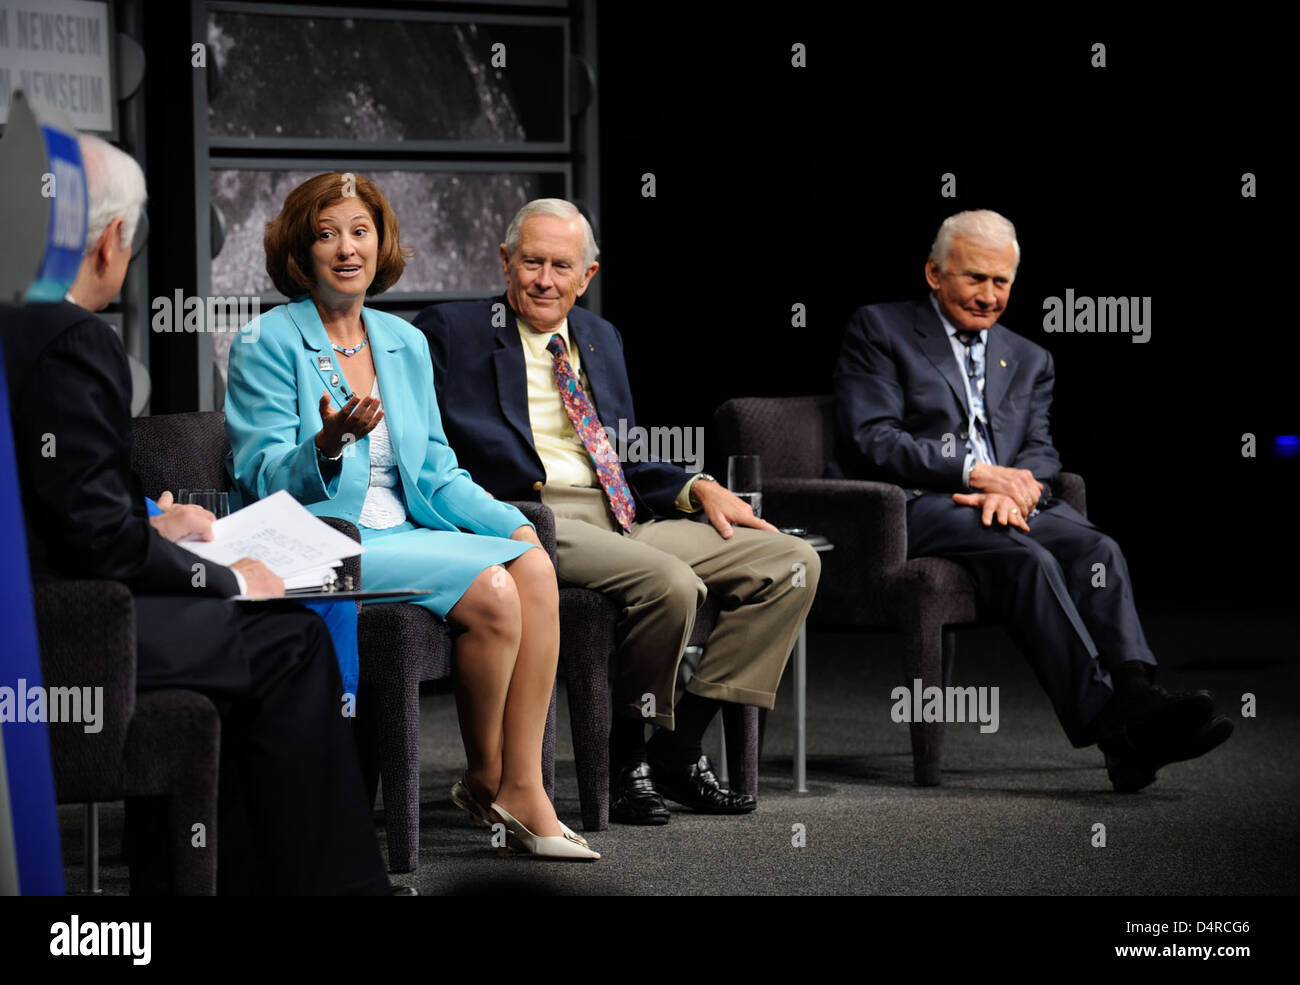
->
{"left": 224, "top": 296, "right": 529, "bottom": 540}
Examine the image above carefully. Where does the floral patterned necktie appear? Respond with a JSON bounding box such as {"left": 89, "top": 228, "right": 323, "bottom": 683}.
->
{"left": 546, "top": 333, "right": 636, "bottom": 531}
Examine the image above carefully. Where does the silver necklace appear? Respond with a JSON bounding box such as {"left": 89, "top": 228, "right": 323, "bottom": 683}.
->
{"left": 331, "top": 335, "right": 368, "bottom": 357}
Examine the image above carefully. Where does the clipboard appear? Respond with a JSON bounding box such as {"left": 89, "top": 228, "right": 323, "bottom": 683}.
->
{"left": 234, "top": 588, "right": 431, "bottom": 603}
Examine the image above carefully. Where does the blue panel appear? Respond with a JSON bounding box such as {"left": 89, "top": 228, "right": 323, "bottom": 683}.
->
{"left": 0, "top": 336, "right": 64, "bottom": 895}
{"left": 25, "top": 126, "right": 87, "bottom": 304}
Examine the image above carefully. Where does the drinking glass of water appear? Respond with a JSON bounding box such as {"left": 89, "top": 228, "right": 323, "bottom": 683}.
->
{"left": 726, "top": 455, "right": 762, "bottom": 519}
{"left": 181, "top": 488, "right": 231, "bottom": 519}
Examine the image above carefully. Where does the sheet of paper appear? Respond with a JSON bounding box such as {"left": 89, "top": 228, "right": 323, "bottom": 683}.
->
{"left": 284, "top": 563, "right": 342, "bottom": 591}
{"left": 179, "top": 490, "right": 363, "bottom": 578}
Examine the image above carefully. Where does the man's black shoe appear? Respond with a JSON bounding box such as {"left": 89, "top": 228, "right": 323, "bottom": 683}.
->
{"left": 645, "top": 753, "right": 757, "bottom": 814}
{"left": 609, "top": 761, "right": 671, "bottom": 825}
{"left": 1102, "top": 712, "right": 1232, "bottom": 795}
{"left": 1092, "top": 681, "right": 1229, "bottom": 792}
{"left": 1102, "top": 714, "right": 1234, "bottom": 793}
{"left": 1090, "top": 682, "right": 1215, "bottom": 747}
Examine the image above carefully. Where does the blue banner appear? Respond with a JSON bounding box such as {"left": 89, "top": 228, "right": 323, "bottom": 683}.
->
{"left": 0, "top": 335, "right": 65, "bottom": 895}
{"left": 25, "top": 126, "right": 86, "bottom": 304}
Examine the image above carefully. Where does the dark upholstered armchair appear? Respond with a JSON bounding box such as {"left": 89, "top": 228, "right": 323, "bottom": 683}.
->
{"left": 712, "top": 396, "right": 1087, "bottom": 785}
{"left": 33, "top": 580, "right": 221, "bottom": 894}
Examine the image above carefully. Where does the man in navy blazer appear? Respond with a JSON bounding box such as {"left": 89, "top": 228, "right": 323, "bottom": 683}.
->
{"left": 1, "top": 134, "right": 396, "bottom": 893}
{"left": 833, "top": 209, "right": 1231, "bottom": 792}
{"left": 421, "top": 294, "right": 688, "bottom": 513}
{"left": 416, "top": 199, "right": 820, "bottom": 823}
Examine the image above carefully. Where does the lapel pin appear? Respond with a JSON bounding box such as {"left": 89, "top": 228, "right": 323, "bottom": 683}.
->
{"left": 999, "top": 359, "right": 1007, "bottom": 367}
{"left": 588, "top": 344, "right": 595, "bottom": 352}
{"left": 331, "top": 373, "right": 341, "bottom": 387}
{"left": 317, "top": 355, "right": 332, "bottom": 371}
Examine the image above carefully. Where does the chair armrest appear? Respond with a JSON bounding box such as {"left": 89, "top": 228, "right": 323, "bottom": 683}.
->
{"left": 509, "top": 501, "right": 558, "bottom": 566}
{"left": 31, "top": 579, "right": 137, "bottom": 761}
{"left": 763, "top": 477, "right": 909, "bottom": 573}
{"left": 1056, "top": 472, "right": 1086, "bottom": 518}
{"left": 318, "top": 516, "right": 362, "bottom": 588}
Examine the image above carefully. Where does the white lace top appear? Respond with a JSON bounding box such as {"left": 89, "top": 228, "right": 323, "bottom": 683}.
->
{"left": 358, "top": 377, "right": 407, "bottom": 530}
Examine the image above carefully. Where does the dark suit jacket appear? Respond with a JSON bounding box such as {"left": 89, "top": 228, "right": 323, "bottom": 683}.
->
{"left": 415, "top": 296, "right": 690, "bottom": 521}
{"left": 1, "top": 302, "right": 239, "bottom": 596}
{"left": 1, "top": 302, "right": 252, "bottom": 689}
{"left": 832, "top": 298, "right": 1061, "bottom": 500}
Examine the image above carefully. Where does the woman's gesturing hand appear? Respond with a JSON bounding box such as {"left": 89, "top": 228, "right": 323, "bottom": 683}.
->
{"left": 316, "top": 391, "right": 384, "bottom": 458}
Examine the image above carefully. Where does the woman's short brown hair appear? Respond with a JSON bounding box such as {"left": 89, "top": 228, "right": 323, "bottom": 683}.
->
{"left": 264, "top": 172, "right": 412, "bottom": 298}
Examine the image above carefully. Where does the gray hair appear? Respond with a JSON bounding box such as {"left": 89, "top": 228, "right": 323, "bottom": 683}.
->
{"left": 77, "top": 133, "right": 147, "bottom": 254}
{"left": 930, "top": 209, "right": 1020, "bottom": 272}
{"left": 503, "top": 198, "right": 599, "bottom": 269}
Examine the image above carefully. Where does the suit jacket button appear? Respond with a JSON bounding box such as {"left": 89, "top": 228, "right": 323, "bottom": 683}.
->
{"left": 532, "top": 480, "right": 544, "bottom": 491}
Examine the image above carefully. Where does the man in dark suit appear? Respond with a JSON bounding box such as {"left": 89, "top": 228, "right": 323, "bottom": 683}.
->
{"left": 416, "top": 199, "right": 821, "bottom": 823}
{"left": 1, "top": 133, "right": 399, "bottom": 893}
{"left": 833, "top": 209, "right": 1231, "bottom": 792}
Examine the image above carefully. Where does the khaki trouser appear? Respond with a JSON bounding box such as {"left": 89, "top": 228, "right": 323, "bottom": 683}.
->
{"left": 542, "top": 486, "right": 821, "bottom": 729}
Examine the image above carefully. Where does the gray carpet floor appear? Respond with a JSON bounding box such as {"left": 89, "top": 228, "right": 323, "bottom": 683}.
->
{"left": 58, "top": 603, "right": 1298, "bottom": 896}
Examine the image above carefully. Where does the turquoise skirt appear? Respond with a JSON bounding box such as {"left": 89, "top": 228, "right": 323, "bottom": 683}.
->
{"left": 358, "top": 521, "right": 535, "bottom": 619}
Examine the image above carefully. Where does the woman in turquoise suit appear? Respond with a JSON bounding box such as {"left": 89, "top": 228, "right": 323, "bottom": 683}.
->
{"left": 224, "top": 172, "right": 596, "bottom": 860}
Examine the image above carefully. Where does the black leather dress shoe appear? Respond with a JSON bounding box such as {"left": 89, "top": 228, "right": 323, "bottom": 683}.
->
{"left": 645, "top": 753, "right": 757, "bottom": 814}
{"left": 1090, "top": 682, "right": 1215, "bottom": 746}
{"left": 1097, "top": 685, "right": 1232, "bottom": 793}
{"left": 1103, "top": 715, "right": 1234, "bottom": 792}
{"left": 610, "top": 761, "right": 671, "bottom": 825}
{"left": 386, "top": 885, "right": 420, "bottom": 896}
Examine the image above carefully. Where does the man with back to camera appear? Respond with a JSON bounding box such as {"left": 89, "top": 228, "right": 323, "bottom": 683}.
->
{"left": 832, "top": 209, "right": 1231, "bottom": 791}
{"left": 0, "top": 132, "right": 407, "bottom": 893}
{"left": 415, "top": 199, "right": 821, "bottom": 823}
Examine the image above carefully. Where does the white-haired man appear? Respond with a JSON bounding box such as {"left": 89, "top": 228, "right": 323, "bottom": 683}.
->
{"left": 1, "top": 134, "right": 403, "bottom": 893}
{"left": 833, "top": 209, "right": 1231, "bottom": 792}
{"left": 416, "top": 199, "right": 821, "bottom": 823}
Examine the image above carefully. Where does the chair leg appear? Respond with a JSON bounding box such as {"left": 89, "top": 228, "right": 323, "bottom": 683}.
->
{"left": 562, "top": 651, "right": 611, "bottom": 832}
{"left": 792, "top": 621, "right": 808, "bottom": 793}
{"left": 543, "top": 680, "right": 557, "bottom": 802}
{"left": 169, "top": 730, "right": 221, "bottom": 896}
{"left": 901, "top": 616, "right": 948, "bottom": 787}
{"left": 722, "top": 704, "right": 760, "bottom": 797}
{"left": 84, "top": 803, "right": 101, "bottom": 895}
{"left": 352, "top": 687, "right": 381, "bottom": 809}
{"left": 376, "top": 673, "right": 421, "bottom": 873}
{"left": 942, "top": 629, "right": 957, "bottom": 688}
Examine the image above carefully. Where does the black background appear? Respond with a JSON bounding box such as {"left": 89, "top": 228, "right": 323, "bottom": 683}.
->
{"left": 595, "top": 11, "right": 1295, "bottom": 608}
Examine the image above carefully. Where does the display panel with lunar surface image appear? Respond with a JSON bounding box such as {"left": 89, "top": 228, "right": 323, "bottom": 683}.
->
{"left": 205, "top": 9, "right": 566, "bottom": 146}
{"left": 208, "top": 167, "right": 567, "bottom": 298}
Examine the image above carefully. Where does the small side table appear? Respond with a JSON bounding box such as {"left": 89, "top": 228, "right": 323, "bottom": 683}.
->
{"left": 791, "top": 534, "right": 833, "bottom": 792}
{"left": 715, "top": 533, "right": 833, "bottom": 793}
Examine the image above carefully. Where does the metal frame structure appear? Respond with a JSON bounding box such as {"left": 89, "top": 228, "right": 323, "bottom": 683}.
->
{"left": 188, "top": 0, "right": 598, "bottom": 410}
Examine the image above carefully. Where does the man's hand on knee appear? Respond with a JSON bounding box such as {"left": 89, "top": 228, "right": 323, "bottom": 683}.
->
{"left": 968, "top": 463, "right": 1043, "bottom": 517}
{"left": 952, "top": 491, "right": 1031, "bottom": 532}
{"left": 692, "top": 479, "right": 779, "bottom": 539}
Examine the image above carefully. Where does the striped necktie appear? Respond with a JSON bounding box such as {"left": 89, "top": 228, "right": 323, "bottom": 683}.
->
{"left": 955, "top": 329, "right": 996, "bottom": 466}
{"left": 546, "top": 334, "right": 637, "bottom": 531}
